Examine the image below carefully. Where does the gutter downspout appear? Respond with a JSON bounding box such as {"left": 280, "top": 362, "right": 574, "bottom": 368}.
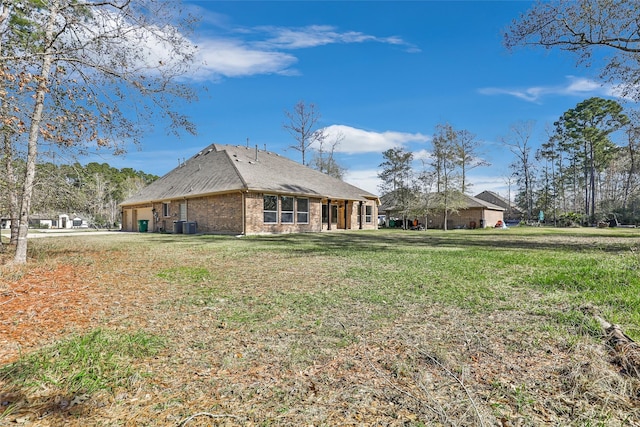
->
{"left": 242, "top": 191, "right": 246, "bottom": 235}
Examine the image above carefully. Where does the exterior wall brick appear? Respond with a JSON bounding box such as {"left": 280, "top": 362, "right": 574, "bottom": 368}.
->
{"left": 122, "top": 192, "right": 379, "bottom": 234}
{"left": 428, "top": 207, "right": 504, "bottom": 229}
{"left": 186, "top": 193, "right": 244, "bottom": 234}
{"left": 245, "top": 193, "right": 323, "bottom": 234}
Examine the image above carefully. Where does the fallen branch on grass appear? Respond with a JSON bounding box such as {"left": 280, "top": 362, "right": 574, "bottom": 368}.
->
{"left": 177, "top": 412, "right": 242, "bottom": 426}
{"left": 593, "top": 314, "right": 640, "bottom": 379}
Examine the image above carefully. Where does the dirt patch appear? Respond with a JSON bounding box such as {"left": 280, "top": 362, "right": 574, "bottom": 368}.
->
{"left": 0, "top": 263, "right": 98, "bottom": 364}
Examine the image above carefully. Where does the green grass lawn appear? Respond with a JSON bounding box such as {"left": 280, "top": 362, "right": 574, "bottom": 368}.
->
{"left": 2, "top": 226, "right": 640, "bottom": 425}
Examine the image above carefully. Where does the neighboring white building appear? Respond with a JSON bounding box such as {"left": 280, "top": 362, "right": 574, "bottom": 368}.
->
{"left": 1, "top": 214, "right": 87, "bottom": 229}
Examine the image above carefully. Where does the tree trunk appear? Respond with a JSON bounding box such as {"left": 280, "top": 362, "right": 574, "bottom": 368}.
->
{"left": 12, "top": 0, "right": 59, "bottom": 264}
{"left": 623, "top": 136, "right": 637, "bottom": 211}
{"left": 3, "top": 133, "right": 20, "bottom": 245}
{"left": 1, "top": 81, "right": 20, "bottom": 246}
{"left": 589, "top": 143, "right": 596, "bottom": 224}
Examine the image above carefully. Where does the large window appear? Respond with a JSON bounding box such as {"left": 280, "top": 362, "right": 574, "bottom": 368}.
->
{"left": 263, "top": 195, "right": 278, "bottom": 223}
{"left": 296, "top": 198, "right": 309, "bottom": 223}
{"left": 365, "top": 205, "right": 373, "bottom": 223}
{"left": 281, "top": 196, "right": 294, "bottom": 223}
{"left": 322, "top": 204, "right": 338, "bottom": 224}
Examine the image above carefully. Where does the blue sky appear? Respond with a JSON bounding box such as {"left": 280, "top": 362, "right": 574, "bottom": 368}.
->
{"left": 97, "top": 1, "right": 628, "bottom": 197}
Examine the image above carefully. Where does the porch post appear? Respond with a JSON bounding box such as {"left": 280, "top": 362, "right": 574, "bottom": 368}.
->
{"left": 359, "top": 201, "right": 363, "bottom": 229}
{"left": 327, "top": 199, "right": 332, "bottom": 230}
{"left": 344, "top": 200, "right": 348, "bottom": 229}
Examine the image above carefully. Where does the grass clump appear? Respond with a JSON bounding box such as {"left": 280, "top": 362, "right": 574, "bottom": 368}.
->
{"left": 0, "top": 328, "right": 164, "bottom": 394}
{"left": 157, "top": 266, "right": 212, "bottom": 284}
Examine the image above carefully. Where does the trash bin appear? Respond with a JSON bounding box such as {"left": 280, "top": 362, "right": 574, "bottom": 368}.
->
{"left": 173, "top": 220, "right": 185, "bottom": 234}
{"left": 183, "top": 221, "right": 197, "bottom": 234}
{"left": 138, "top": 219, "right": 148, "bottom": 232}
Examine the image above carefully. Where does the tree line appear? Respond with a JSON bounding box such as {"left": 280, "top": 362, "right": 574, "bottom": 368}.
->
{"left": 504, "top": 0, "right": 640, "bottom": 226}
{"left": 376, "top": 0, "right": 640, "bottom": 229}
{"left": 514, "top": 98, "right": 637, "bottom": 226}
{"left": 377, "top": 96, "right": 640, "bottom": 228}
{"left": 0, "top": 160, "right": 157, "bottom": 236}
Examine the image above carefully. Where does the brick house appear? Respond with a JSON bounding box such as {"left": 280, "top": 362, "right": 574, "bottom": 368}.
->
{"left": 379, "top": 191, "right": 504, "bottom": 229}
{"left": 119, "top": 144, "right": 379, "bottom": 235}
{"left": 475, "top": 190, "right": 523, "bottom": 221}
{"left": 428, "top": 194, "right": 504, "bottom": 229}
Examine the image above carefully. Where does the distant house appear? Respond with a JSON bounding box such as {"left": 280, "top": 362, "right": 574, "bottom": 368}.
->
{"left": 429, "top": 194, "right": 504, "bottom": 229}
{"left": 379, "top": 191, "right": 504, "bottom": 229}
{"left": 475, "top": 190, "right": 523, "bottom": 221}
{"left": 119, "top": 144, "right": 379, "bottom": 235}
{"left": 2, "top": 214, "right": 83, "bottom": 229}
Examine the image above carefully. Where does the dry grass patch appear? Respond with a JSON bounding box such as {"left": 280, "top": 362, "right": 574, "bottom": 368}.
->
{"left": 1, "top": 229, "right": 640, "bottom": 425}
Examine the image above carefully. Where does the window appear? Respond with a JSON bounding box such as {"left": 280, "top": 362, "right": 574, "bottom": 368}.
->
{"left": 365, "top": 205, "right": 373, "bottom": 223}
{"left": 331, "top": 204, "right": 338, "bottom": 224}
{"left": 162, "top": 202, "right": 170, "bottom": 217}
{"left": 296, "top": 198, "right": 309, "bottom": 223}
{"left": 263, "top": 195, "right": 277, "bottom": 223}
{"left": 281, "top": 196, "right": 294, "bottom": 223}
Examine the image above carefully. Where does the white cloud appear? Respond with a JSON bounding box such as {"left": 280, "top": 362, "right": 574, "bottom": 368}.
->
{"left": 564, "top": 76, "right": 603, "bottom": 93}
{"left": 412, "top": 149, "right": 433, "bottom": 161}
{"left": 466, "top": 173, "right": 515, "bottom": 198}
{"left": 187, "top": 23, "right": 416, "bottom": 81}
{"left": 478, "top": 76, "right": 621, "bottom": 103}
{"left": 478, "top": 86, "right": 546, "bottom": 102}
{"left": 343, "top": 168, "right": 382, "bottom": 195}
{"left": 257, "top": 25, "right": 413, "bottom": 50}
{"left": 192, "top": 39, "right": 298, "bottom": 79}
{"left": 322, "top": 124, "right": 430, "bottom": 154}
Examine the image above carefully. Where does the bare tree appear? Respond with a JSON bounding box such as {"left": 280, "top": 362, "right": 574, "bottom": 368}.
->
{"left": 1, "top": 0, "right": 197, "bottom": 264}
{"left": 430, "top": 123, "right": 465, "bottom": 230}
{"left": 455, "top": 129, "right": 489, "bottom": 194}
{"left": 283, "top": 100, "right": 326, "bottom": 166}
{"left": 499, "top": 121, "right": 537, "bottom": 221}
{"left": 311, "top": 130, "right": 346, "bottom": 179}
{"left": 504, "top": 0, "right": 640, "bottom": 101}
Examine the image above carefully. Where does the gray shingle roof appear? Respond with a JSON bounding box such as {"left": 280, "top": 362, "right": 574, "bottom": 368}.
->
{"left": 462, "top": 194, "right": 504, "bottom": 210}
{"left": 379, "top": 191, "right": 504, "bottom": 211}
{"left": 120, "top": 143, "right": 378, "bottom": 205}
{"left": 475, "top": 190, "right": 523, "bottom": 213}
